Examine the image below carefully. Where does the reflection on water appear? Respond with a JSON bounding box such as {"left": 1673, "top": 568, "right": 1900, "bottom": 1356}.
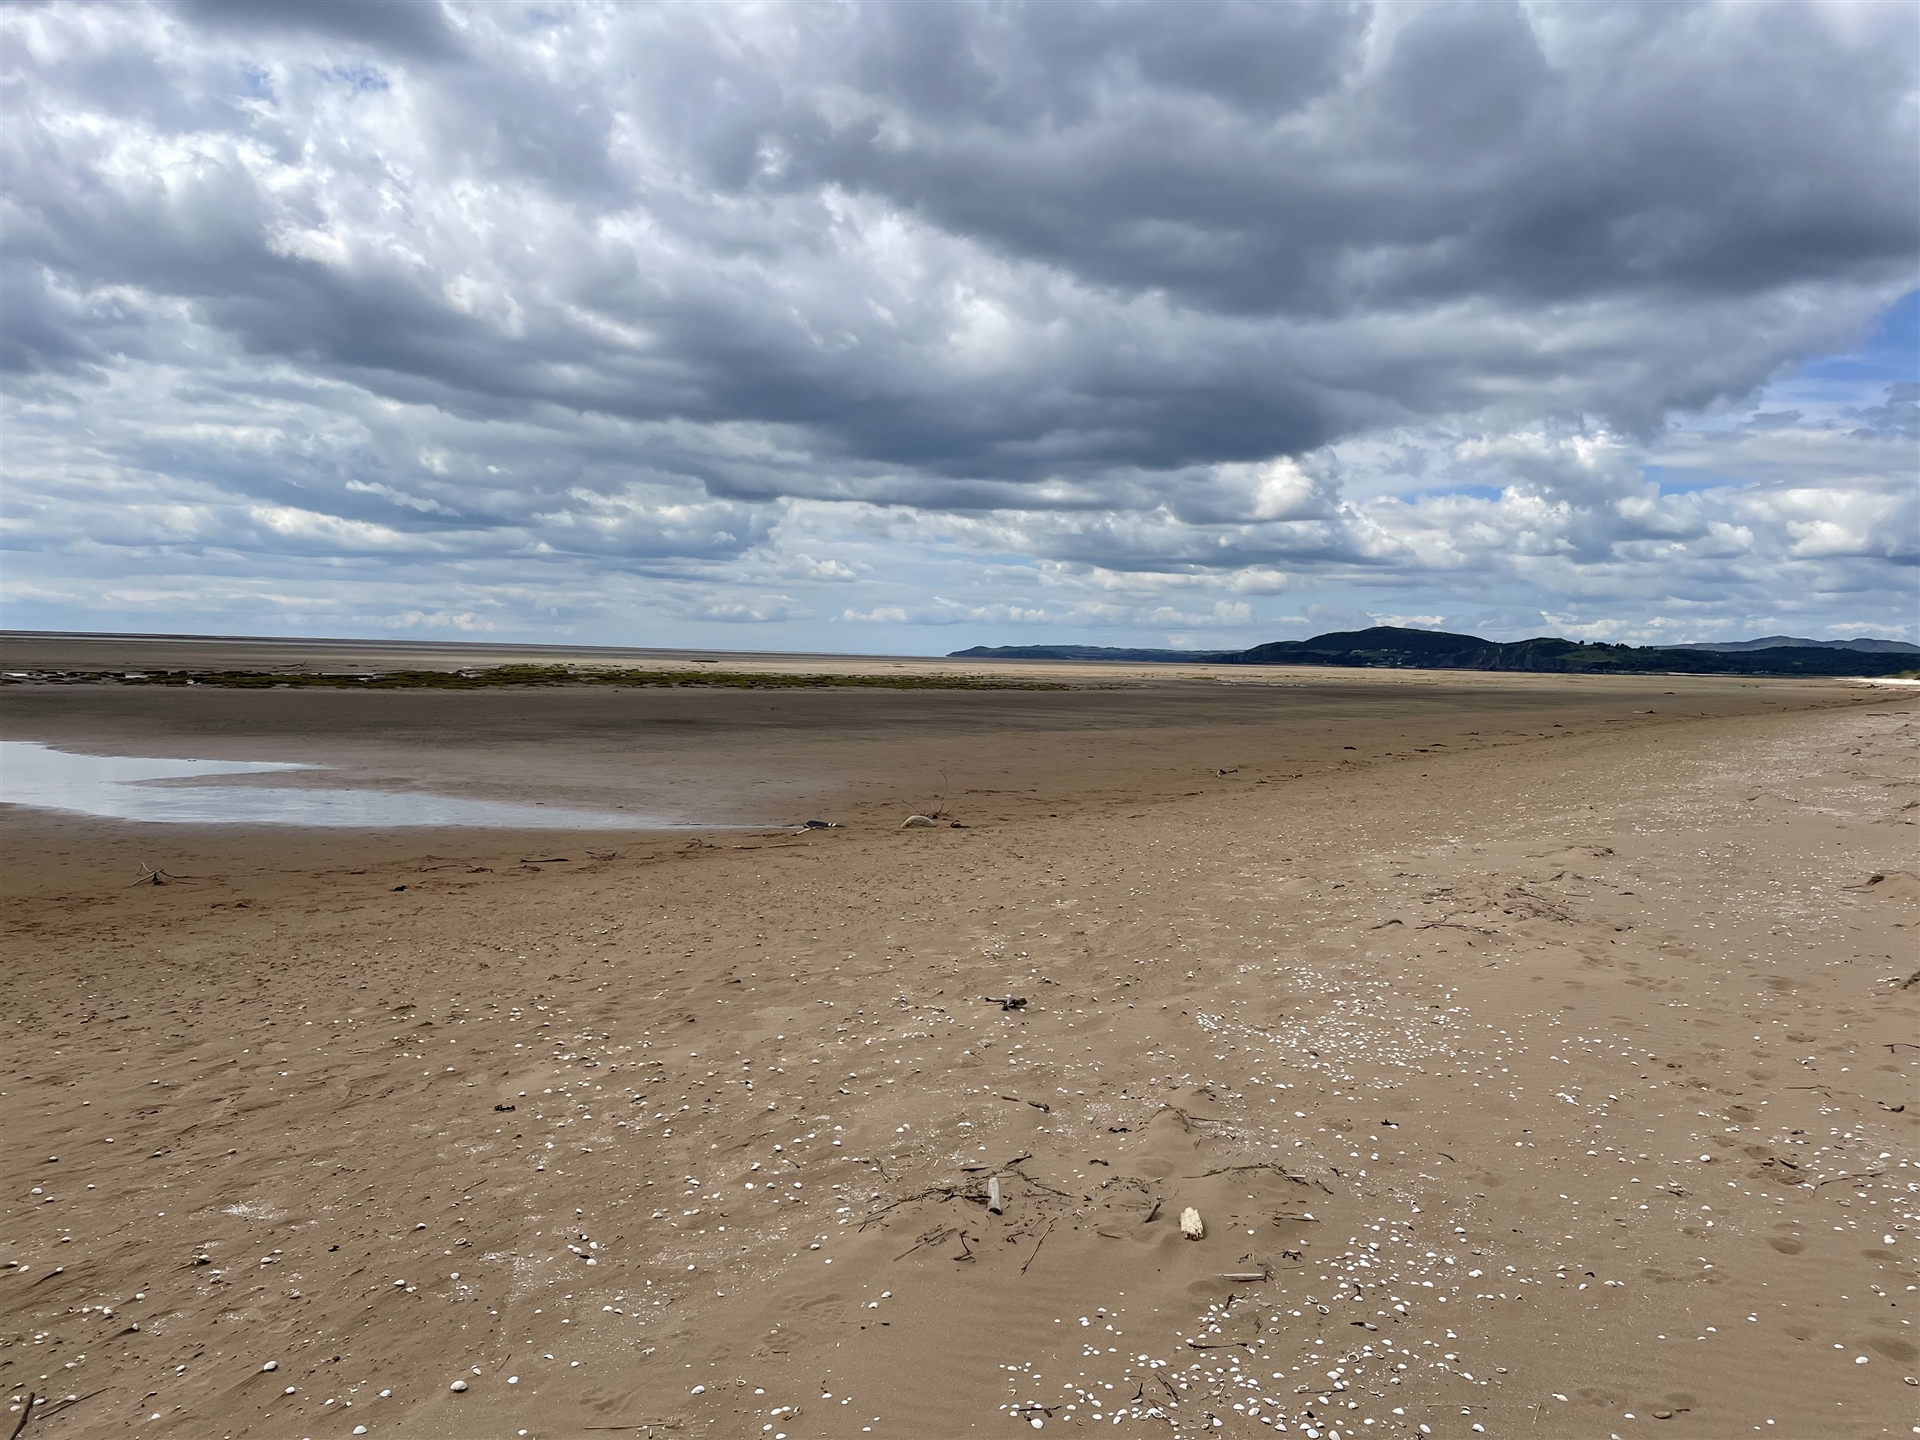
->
{"left": 0, "top": 741, "right": 679, "bottom": 829}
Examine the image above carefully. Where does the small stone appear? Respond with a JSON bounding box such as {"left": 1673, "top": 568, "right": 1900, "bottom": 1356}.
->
{"left": 1180, "top": 1207, "right": 1205, "bottom": 1240}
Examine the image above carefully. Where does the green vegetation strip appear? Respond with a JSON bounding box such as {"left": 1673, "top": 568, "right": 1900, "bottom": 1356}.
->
{"left": 110, "top": 664, "right": 1067, "bottom": 691}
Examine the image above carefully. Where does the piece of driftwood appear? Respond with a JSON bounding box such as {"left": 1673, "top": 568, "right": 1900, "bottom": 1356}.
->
{"left": 987, "top": 1177, "right": 1005, "bottom": 1214}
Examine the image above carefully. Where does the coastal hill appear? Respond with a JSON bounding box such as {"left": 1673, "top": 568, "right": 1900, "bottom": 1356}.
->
{"left": 951, "top": 625, "right": 1919, "bottom": 676}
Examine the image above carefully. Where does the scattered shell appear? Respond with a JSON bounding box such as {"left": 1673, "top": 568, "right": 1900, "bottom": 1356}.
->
{"left": 450, "top": 1381, "right": 468, "bottom": 1393}
{"left": 901, "top": 814, "right": 939, "bottom": 828}
{"left": 261, "top": 1361, "right": 278, "bottom": 1372}
{"left": 1180, "top": 1207, "right": 1205, "bottom": 1240}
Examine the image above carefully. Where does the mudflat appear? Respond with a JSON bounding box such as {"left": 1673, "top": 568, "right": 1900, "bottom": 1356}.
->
{"left": 2, "top": 661, "right": 1915, "bottom": 1439}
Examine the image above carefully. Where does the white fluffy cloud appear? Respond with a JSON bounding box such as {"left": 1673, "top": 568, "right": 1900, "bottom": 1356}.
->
{"left": 2, "top": 1, "right": 1915, "bottom": 648}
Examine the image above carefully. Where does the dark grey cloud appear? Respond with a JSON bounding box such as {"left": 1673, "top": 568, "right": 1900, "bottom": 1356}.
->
{"left": 173, "top": 0, "right": 462, "bottom": 61}
{"left": 759, "top": 4, "right": 1913, "bottom": 316}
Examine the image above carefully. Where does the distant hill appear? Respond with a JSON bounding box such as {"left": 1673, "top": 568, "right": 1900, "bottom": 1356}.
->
{"left": 1667, "top": 635, "right": 1919, "bottom": 654}
{"left": 951, "top": 626, "right": 1919, "bottom": 677}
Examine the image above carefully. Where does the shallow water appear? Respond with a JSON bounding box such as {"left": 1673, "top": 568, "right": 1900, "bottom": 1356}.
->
{"left": 0, "top": 741, "right": 684, "bottom": 829}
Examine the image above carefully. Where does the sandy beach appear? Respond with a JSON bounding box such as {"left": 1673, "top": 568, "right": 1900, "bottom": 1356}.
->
{"left": 2, "top": 658, "right": 1916, "bottom": 1439}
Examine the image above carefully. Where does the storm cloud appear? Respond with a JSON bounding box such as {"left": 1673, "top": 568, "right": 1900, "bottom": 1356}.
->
{"left": 3, "top": 1, "right": 1915, "bottom": 646}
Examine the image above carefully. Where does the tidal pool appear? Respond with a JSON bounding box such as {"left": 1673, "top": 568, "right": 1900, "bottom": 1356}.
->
{"left": 0, "top": 740, "right": 682, "bottom": 828}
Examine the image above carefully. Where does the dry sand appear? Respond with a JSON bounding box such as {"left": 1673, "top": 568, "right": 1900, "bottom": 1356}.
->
{"left": 2, "top": 656, "right": 1916, "bottom": 1439}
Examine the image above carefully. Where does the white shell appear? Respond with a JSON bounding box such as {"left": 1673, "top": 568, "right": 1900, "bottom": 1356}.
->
{"left": 450, "top": 1381, "right": 468, "bottom": 1392}
{"left": 901, "top": 814, "right": 939, "bottom": 828}
{"left": 1180, "top": 1206, "right": 1205, "bottom": 1240}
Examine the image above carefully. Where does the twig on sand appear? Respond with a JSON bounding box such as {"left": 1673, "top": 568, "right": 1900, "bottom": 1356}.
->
{"left": 10, "top": 1393, "right": 35, "bottom": 1440}
{"left": 1187, "top": 1162, "right": 1311, "bottom": 1183}
{"left": 860, "top": 1182, "right": 982, "bottom": 1228}
{"left": 892, "top": 1226, "right": 955, "bottom": 1262}
{"left": 127, "top": 864, "right": 199, "bottom": 886}
{"left": 1020, "top": 1219, "right": 1056, "bottom": 1276}
{"left": 1010, "top": 1167, "right": 1075, "bottom": 1199}
{"left": 15, "top": 1392, "right": 103, "bottom": 1435}
{"left": 1813, "top": 1171, "right": 1885, "bottom": 1188}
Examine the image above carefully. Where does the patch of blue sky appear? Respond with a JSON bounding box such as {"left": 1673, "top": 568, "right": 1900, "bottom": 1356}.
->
{"left": 1751, "top": 287, "right": 1918, "bottom": 418}
{"left": 1410, "top": 483, "right": 1504, "bottom": 503}
{"left": 1663, "top": 288, "right": 1917, "bottom": 434}
{"left": 326, "top": 63, "right": 391, "bottom": 95}
{"left": 1642, "top": 465, "right": 1732, "bottom": 496}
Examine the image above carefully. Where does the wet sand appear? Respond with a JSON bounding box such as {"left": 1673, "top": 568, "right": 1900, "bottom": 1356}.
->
{"left": 2, "top": 660, "right": 1916, "bottom": 1438}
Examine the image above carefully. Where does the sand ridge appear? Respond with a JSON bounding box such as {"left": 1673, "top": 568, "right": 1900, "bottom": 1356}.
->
{"left": 1, "top": 679, "right": 1916, "bottom": 1438}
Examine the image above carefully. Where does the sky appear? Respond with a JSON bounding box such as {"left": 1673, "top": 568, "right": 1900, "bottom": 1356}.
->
{"left": 3, "top": 0, "right": 1916, "bottom": 654}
